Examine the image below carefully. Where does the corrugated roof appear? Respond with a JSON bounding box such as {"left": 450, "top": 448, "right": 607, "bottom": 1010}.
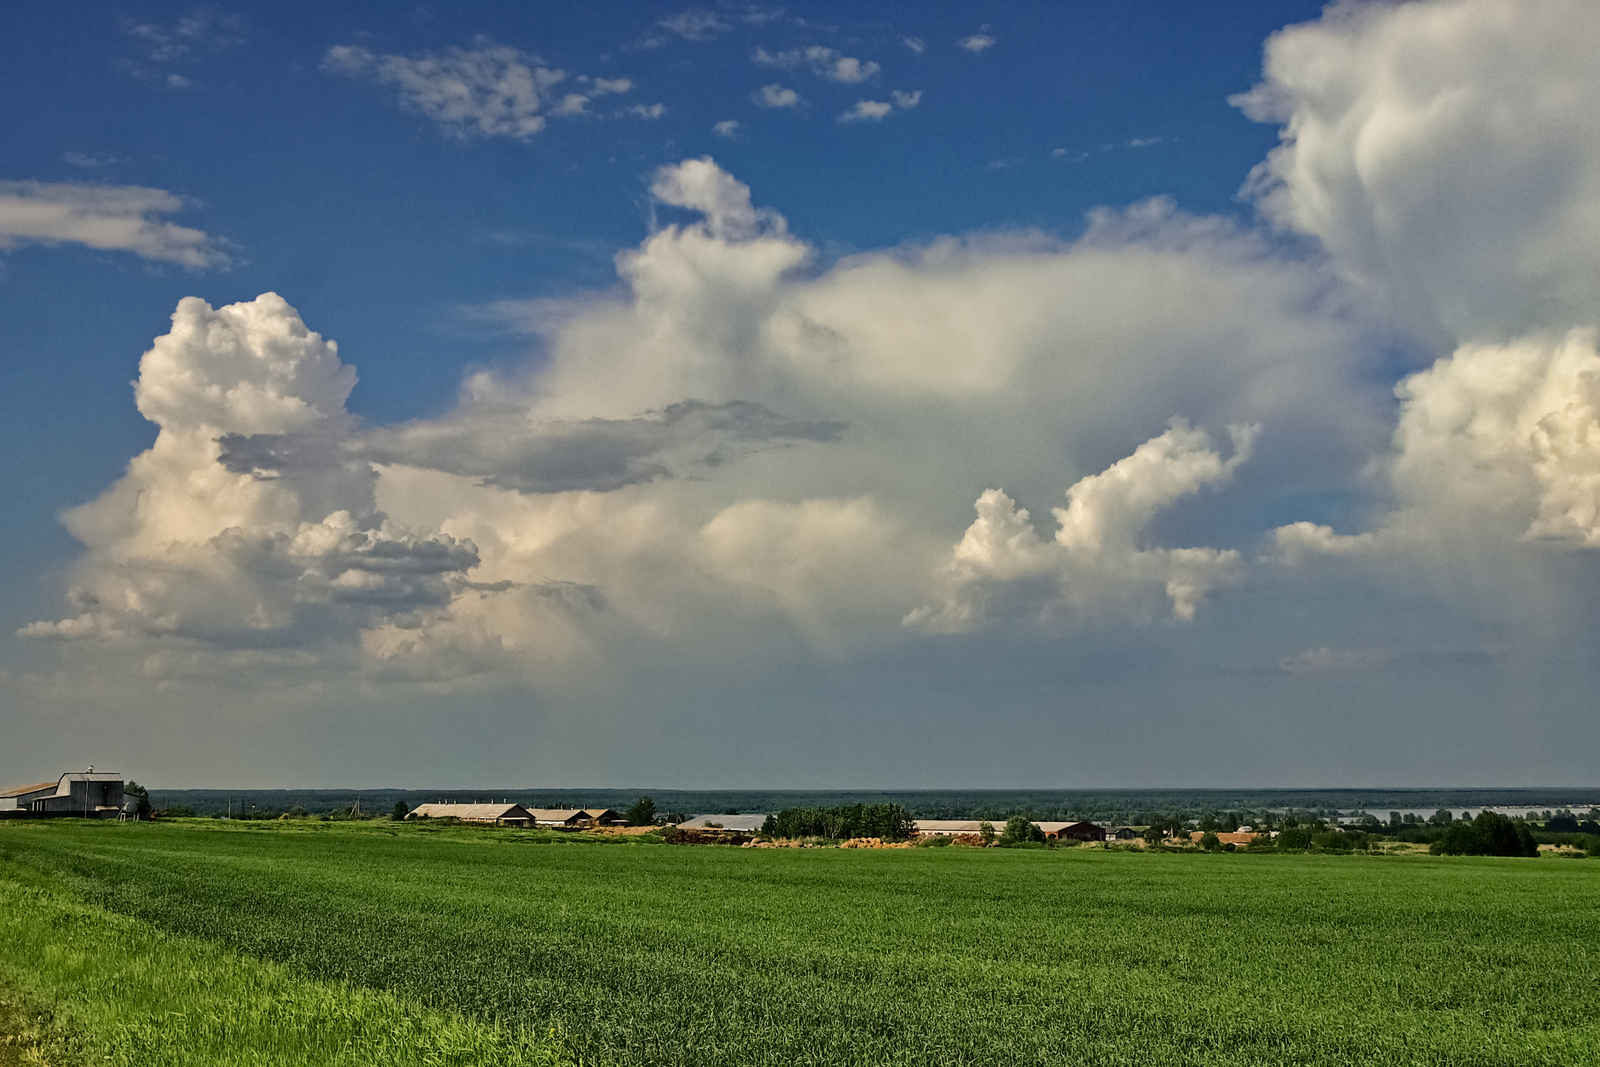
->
{"left": 0, "top": 782, "right": 58, "bottom": 798}
{"left": 526, "top": 808, "right": 589, "bottom": 822}
{"left": 409, "top": 803, "right": 531, "bottom": 822}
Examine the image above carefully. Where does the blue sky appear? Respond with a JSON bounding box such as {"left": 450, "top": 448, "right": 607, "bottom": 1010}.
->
{"left": 5, "top": 1, "right": 1600, "bottom": 789}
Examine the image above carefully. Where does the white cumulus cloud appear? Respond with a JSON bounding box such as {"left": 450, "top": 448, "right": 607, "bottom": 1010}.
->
{"left": 34, "top": 159, "right": 1382, "bottom": 682}
{"left": 23, "top": 294, "right": 477, "bottom": 669}
{"left": 839, "top": 100, "right": 892, "bottom": 123}
{"left": 755, "top": 83, "right": 801, "bottom": 108}
{"left": 1276, "top": 328, "right": 1600, "bottom": 558}
{"left": 959, "top": 34, "right": 996, "bottom": 53}
{"left": 1235, "top": 0, "right": 1600, "bottom": 345}
{"left": 908, "top": 420, "right": 1256, "bottom": 631}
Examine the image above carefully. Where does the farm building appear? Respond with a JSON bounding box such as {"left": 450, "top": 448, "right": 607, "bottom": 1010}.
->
{"left": 525, "top": 808, "right": 593, "bottom": 827}
{"left": 408, "top": 803, "right": 533, "bottom": 826}
{"left": 0, "top": 771, "right": 124, "bottom": 819}
{"left": 1103, "top": 826, "right": 1142, "bottom": 841}
{"left": 913, "top": 820, "right": 988, "bottom": 836}
{"left": 1052, "top": 821, "right": 1108, "bottom": 842}
{"left": 525, "top": 808, "right": 629, "bottom": 826}
{"left": 679, "top": 814, "right": 768, "bottom": 832}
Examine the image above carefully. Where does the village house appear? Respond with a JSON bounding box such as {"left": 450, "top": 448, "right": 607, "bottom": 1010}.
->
{"left": 0, "top": 770, "right": 125, "bottom": 819}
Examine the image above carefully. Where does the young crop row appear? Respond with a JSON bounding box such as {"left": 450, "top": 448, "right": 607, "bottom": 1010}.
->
{"left": 3, "top": 821, "right": 1598, "bottom": 1067}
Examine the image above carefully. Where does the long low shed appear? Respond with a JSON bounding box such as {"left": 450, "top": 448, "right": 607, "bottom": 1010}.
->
{"left": 408, "top": 803, "right": 533, "bottom": 825}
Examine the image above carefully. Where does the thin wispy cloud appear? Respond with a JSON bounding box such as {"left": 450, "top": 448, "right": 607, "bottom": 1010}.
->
{"left": 324, "top": 40, "right": 604, "bottom": 140}
{"left": 959, "top": 33, "right": 996, "bottom": 53}
{"left": 117, "top": 8, "right": 246, "bottom": 87}
{"left": 754, "top": 46, "right": 879, "bottom": 83}
{"left": 658, "top": 8, "right": 730, "bottom": 41}
{"left": 0, "top": 181, "right": 228, "bottom": 268}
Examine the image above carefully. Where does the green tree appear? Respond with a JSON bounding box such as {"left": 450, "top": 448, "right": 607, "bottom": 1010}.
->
{"left": 392, "top": 800, "right": 409, "bottom": 821}
{"left": 1430, "top": 811, "right": 1541, "bottom": 857}
{"left": 1199, "top": 831, "right": 1222, "bottom": 851}
{"left": 625, "top": 796, "right": 658, "bottom": 827}
{"left": 978, "top": 820, "right": 996, "bottom": 845}
{"left": 1141, "top": 826, "right": 1164, "bottom": 846}
{"left": 1278, "top": 827, "right": 1313, "bottom": 850}
{"left": 998, "top": 815, "right": 1045, "bottom": 846}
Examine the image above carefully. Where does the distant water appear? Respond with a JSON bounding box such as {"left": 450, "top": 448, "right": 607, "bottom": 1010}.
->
{"left": 146, "top": 787, "right": 1600, "bottom": 821}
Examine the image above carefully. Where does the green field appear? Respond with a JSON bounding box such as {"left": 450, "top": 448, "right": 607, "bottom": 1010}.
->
{"left": 1, "top": 821, "right": 1597, "bottom": 1066}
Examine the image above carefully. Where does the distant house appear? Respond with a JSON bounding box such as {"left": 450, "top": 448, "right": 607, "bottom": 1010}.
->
{"left": 0, "top": 771, "right": 124, "bottom": 819}
{"left": 680, "top": 814, "right": 768, "bottom": 832}
{"left": 581, "top": 808, "right": 627, "bottom": 826}
{"left": 1103, "top": 826, "right": 1142, "bottom": 841}
{"left": 408, "top": 803, "right": 533, "bottom": 826}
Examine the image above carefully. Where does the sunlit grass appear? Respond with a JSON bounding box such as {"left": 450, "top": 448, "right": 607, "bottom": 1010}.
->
{"left": 0, "top": 851, "right": 569, "bottom": 1067}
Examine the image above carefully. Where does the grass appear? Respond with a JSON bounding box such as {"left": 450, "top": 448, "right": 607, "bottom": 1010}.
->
{"left": 2, "top": 819, "right": 1598, "bottom": 1065}
{"left": 0, "top": 845, "right": 569, "bottom": 1066}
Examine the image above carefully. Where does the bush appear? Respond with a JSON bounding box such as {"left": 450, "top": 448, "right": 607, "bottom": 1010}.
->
{"left": 978, "top": 821, "right": 996, "bottom": 845}
{"left": 1199, "top": 832, "right": 1222, "bottom": 852}
{"left": 392, "top": 801, "right": 409, "bottom": 821}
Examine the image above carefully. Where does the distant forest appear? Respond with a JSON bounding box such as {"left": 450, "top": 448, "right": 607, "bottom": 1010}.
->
{"left": 147, "top": 787, "right": 1600, "bottom": 823}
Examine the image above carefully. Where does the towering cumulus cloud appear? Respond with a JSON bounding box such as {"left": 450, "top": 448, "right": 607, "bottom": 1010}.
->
{"left": 1244, "top": 0, "right": 1600, "bottom": 580}
{"left": 24, "top": 295, "right": 477, "bottom": 672}
{"left": 1237, "top": 0, "right": 1600, "bottom": 344}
